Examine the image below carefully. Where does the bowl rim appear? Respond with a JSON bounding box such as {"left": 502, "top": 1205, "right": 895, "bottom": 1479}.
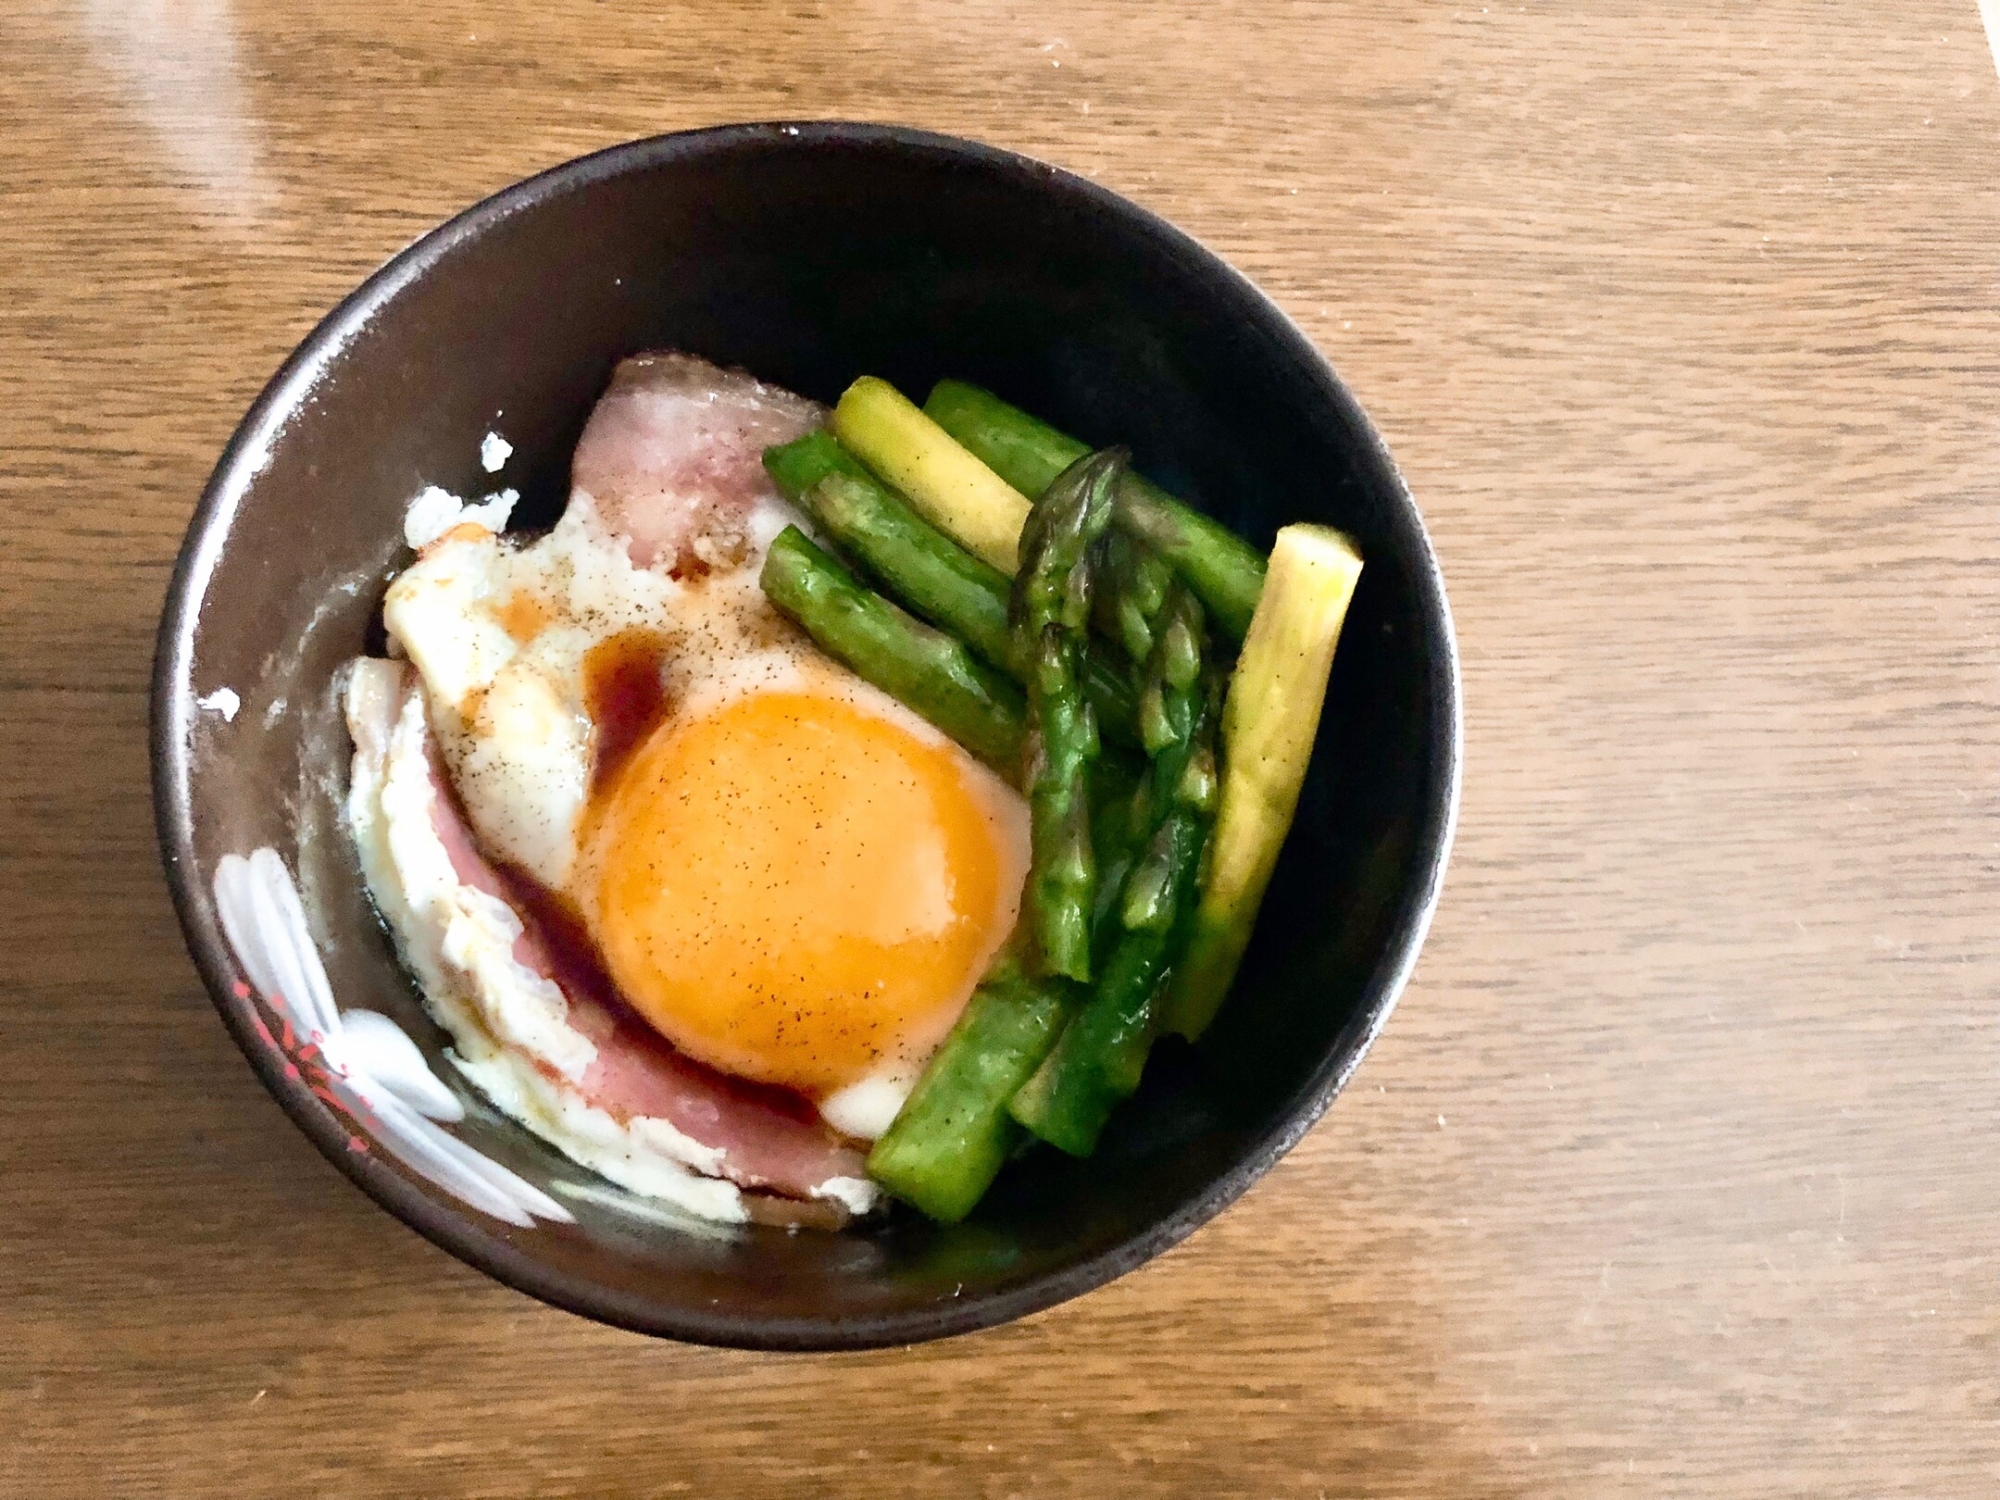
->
{"left": 151, "top": 119, "right": 1462, "bottom": 1351}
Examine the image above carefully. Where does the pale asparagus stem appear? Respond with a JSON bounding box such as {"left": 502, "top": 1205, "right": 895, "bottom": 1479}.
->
{"left": 830, "top": 377, "right": 1029, "bottom": 573}
{"left": 1160, "top": 523, "right": 1364, "bottom": 1041}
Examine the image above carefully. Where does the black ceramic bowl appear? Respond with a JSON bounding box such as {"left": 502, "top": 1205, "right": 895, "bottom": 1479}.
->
{"left": 152, "top": 123, "right": 1459, "bottom": 1349}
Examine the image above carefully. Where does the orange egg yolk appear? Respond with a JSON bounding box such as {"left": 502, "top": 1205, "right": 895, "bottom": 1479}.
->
{"left": 587, "top": 689, "right": 1019, "bottom": 1098}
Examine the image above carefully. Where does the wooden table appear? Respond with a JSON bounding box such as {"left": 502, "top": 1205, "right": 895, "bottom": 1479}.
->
{"left": 6, "top": 2, "right": 1997, "bottom": 1494}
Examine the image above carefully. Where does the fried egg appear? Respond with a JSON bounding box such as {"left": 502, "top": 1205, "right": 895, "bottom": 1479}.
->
{"left": 380, "top": 375, "right": 1030, "bottom": 1145}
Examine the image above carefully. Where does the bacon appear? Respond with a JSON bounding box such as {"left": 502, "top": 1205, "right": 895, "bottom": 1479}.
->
{"left": 573, "top": 998, "right": 873, "bottom": 1206}
{"left": 570, "top": 351, "right": 822, "bottom": 572}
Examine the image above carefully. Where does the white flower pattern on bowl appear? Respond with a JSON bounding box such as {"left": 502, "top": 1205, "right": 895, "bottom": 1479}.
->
{"left": 211, "top": 847, "right": 573, "bottom": 1229}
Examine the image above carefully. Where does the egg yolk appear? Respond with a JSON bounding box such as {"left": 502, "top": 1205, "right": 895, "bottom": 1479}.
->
{"left": 587, "top": 689, "right": 1018, "bottom": 1098}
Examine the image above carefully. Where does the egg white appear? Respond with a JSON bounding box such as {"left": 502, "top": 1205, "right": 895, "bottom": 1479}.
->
{"left": 377, "top": 487, "right": 1029, "bottom": 1142}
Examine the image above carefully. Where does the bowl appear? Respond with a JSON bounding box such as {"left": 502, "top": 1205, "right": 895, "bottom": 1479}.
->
{"left": 152, "top": 122, "right": 1460, "bottom": 1349}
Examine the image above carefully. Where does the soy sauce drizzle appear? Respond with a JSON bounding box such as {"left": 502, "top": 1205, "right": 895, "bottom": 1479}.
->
{"left": 583, "top": 626, "right": 673, "bottom": 792}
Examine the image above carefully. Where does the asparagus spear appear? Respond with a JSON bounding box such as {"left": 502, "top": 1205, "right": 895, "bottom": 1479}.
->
{"left": 1131, "top": 585, "right": 1212, "bottom": 817}
{"left": 1160, "top": 523, "right": 1364, "bottom": 1041}
{"left": 759, "top": 525, "right": 1026, "bottom": 770}
{"left": 1023, "top": 632, "right": 1101, "bottom": 983}
{"left": 1012, "top": 449, "right": 1125, "bottom": 981}
{"left": 805, "top": 470, "right": 1016, "bottom": 670}
{"left": 800, "top": 470, "right": 1142, "bottom": 743}
{"left": 1012, "top": 583, "right": 1221, "bottom": 1152}
{"left": 925, "top": 379, "right": 1267, "bottom": 640}
{"left": 1080, "top": 647, "right": 1142, "bottom": 753}
{"left": 761, "top": 426, "right": 874, "bottom": 500}
{"left": 830, "top": 377, "right": 1030, "bottom": 574}
{"left": 1088, "top": 752, "right": 1143, "bottom": 963}
{"left": 866, "top": 962, "right": 1077, "bottom": 1223}
{"left": 1095, "top": 529, "right": 1175, "bottom": 663}
{"left": 766, "top": 433, "right": 1144, "bottom": 745}
{"left": 1008, "top": 804, "right": 1209, "bottom": 1155}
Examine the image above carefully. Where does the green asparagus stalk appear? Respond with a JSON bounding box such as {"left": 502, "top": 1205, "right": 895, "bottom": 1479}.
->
{"left": 1087, "top": 752, "right": 1142, "bottom": 963}
{"left": 1160, "top": 523, "right": 1364, "bottom": 1041}
{"left": 1094, "top": 529, "right": 1175, "bottom": 662}
{"left": 1012, "top": 580, "right": 1221, "bottom": 1152}
{"left": 1080, "top": 647, "right": 1142, "bottom": 752}
{"left": 801, "top": 470, "right": 1142, "bottom": 748}
{"left": 866, "top": 962, "right": 1077, "bottom": 1222}
{"left": 761, "top": 426, "right": 874, "bottom": 501}
{"left": 1013, "top": 449, "right": 1124, "bottom": 642}
{"left": 805, "top": 471, "right": 1015, "bottom": 670}
{"left": 830, "top": 377, "right": 1030, "bottom": 574}
{"left": 766, "top": 433, "right": 1142, "bottom": 745}
{"left": 925, "top": 379, "right": 1267, "bottom": 640}
{"left": 759, "top": 526, "right": 1026, "bottom": 770}
{"left": 1130, "top": 585, "right": 1213, "bottom": 821}
{"left": 1008, "top": 805, "right": 1210, "bottom": 1155}
{"left": 1012, "top": 449, "right": 1125, "bottom": 981}
{"left": 1024, "top": 633, "right": 1099, "bottom": 980}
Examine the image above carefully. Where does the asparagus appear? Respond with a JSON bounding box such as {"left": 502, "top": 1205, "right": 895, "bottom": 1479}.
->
{"left": 758, "top": 526, "right": 1026, "bottom": 770}
{"left": 830, "top": 377, "right": 1030, "bottom": 573}
{"left": 1095, "top": 529, "right": 1175, "bottom": 663}
{"left": 761, "top": 426, "right": 873, "bottom": 501}
{"left": 765, "top": 434, "right": 1143, "bottom": 743}
{"left": 801, "top": 470, "right": 1143, "bottom": 748}
{"left": 865, "top": 962, "right": 1077, "bottom": 1223}
{"left": 1023, "top": 629, "right": 1100, "bottom": 981}
{"left": 924, "top": 379, "right": 1267, "bottom": 640}
{"left": 1012, "top": 579, "right": 1221, "bottom": 1152}
{"left": 1008, "top": 804, "right": 1210, "bottom": 1155}
{"left": 1088, "top": 752, "right": 1142, "bottom": 963}
{"left": 805, "top": 471, "right": 1015, "bottom": 670}
{"left": 1130, "top": 585, "right": 1214, "bottom": 826}
{"left": 1080, "top": 646, "right": 1142, "bottom": 752}
{"left": 1012, "top": 449, "right": 1125, "bottom": 981}
{"left": 1160, "top": 523, "right": 1364, "bottom": 1041}
{"left": 1013, "top": 448, "right": 1124, "bottom": 649}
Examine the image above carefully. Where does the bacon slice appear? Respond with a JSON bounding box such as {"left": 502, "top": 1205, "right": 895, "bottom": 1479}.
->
{"left": 570, "top": 351, "right": 823, "bottom": 572}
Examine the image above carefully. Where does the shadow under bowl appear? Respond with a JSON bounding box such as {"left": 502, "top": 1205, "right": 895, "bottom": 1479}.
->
{"left": 152, "top": 122, "right": 1460, "bottom": 1350}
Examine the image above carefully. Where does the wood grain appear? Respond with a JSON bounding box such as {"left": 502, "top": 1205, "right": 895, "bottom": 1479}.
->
{"left": 4, "top": 1, "right": 1998, "bottom": 1494}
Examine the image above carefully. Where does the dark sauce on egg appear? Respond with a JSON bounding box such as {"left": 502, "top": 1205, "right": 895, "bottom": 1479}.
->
{"left": 583, "top": 626, "right": 674, "bottom": 793}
